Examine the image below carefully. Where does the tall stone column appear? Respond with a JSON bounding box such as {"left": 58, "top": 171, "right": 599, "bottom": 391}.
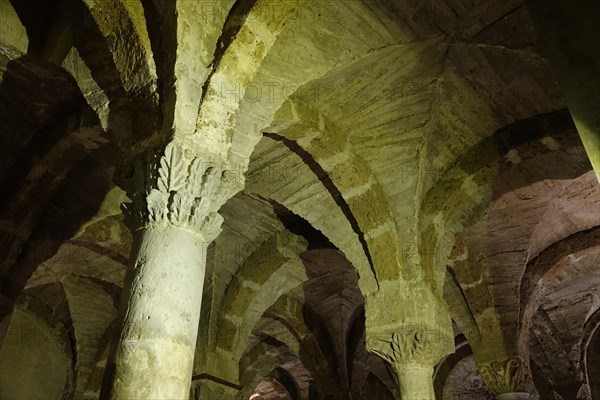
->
{"left": 365, "top": 281, "right": 454, "bottom": 400}
{"left": 478, "top": 357, "right": 531, "bottom": 400}
{"left": 101, "top": 143, "right": 239, "bottom": 400}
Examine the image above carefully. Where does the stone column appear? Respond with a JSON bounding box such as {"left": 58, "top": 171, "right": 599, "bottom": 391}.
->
{"left": 394, "top": 362, "right": 436, "bottom": 399}
{"left": 101, "top": 143, "right": 239, "bottom": 400}
{"left": 365, "top": 281, "right": 454, "bottom": 400}
{"left": 479, "top": 357, "right": 531, "bottom": 400}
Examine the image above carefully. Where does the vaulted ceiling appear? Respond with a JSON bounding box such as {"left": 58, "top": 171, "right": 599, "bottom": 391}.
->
{"left": 0, "top": 1, "right": 598, "bottom": 400}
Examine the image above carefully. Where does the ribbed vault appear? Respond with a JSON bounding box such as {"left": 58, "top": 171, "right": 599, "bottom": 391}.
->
{"left": 0, "top": 1, "right": 599, "bottom": 400}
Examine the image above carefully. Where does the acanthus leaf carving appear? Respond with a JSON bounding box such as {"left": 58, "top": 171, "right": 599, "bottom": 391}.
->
{"left": 146, "top": 189, "right": 168, "bottom": 221}
{"left": 157, "top": 142, "right": 186, "bottom": 193}
{"left": 367, "top": 324, "right": 452, "bottom": 365}
{"left": 118, "top": 142, "right": 243, "bottom": 242}
{"left": 479, "top": 357, "right": 531, "bottom": 394}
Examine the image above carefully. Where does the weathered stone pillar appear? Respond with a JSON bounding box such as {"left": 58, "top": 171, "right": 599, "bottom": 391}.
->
{"left": 101, "top": 143, "right": 239, "bottom": 400}
{"left": 394, "top": 362, "right": 435, "bottom": 399}
{"left": 479, "top": 357, "right": 531, "bottom": 400}
{"left": 365, "top": 281, "right": 454, "bottom": 400}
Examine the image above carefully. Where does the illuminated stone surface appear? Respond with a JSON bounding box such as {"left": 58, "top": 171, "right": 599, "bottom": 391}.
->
{"left": 0, "top": 1, "right": 598, "bottom": 400}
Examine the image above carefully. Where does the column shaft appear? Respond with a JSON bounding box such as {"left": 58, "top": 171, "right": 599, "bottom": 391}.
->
{"left": 102, "top": 227, "right": 207, "bottom": 399}
{"left": 395, "top": 362, "right": 435, "bottom": 400}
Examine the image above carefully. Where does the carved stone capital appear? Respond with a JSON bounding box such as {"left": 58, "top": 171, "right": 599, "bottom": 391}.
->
{"left": 366, "top": 323, "right": 454, "bottom": 365}
{"left": 365, "top": 280, "right": 454, "bottom": 365}
{"left": 478, "top": 357, "right": 531, "bottom": 395}
{"left": 116, "top": 142, "right": 242, "bottom": 241}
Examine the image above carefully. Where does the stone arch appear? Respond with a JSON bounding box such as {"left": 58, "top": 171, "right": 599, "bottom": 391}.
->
{"left": 510, "top": 236, "right": 600, "bottom": 399}
{"left": 210, "top": 195, "right": 377, "bottom": 385}
{"left": 300, "top": 247, "right": 365, "bottom": 391}
{"left": 299, "top": 300, "right": 339, "bottom": 391}
{"left": 254, "top": 316, "right": 304, "bottom": 356}
{"left": 261, "top": 295, "right": 311, "bottom": 350}
{"left": 29, "top": 275, "right": 119, "bottom": 398}
{"left": 0, "top": 51, "right": 112, "bottom": 322}
{"left": 250, "top": 377, "right": 295, "bottom": 400}
{"left": 70, "top": 0, "right": 160, "bottom": 145}
{"left": 190, "top": 0, "right": 307, "bottom": 156}
{"left": 468, "top": 171, "right": 598, "bottom": 369}
{"left": 362, "top": 372, "right": 396, "bottom": 400}
{"left": 215, "top": 229, "right": 309, "bottom": 357}
{"left": 239, "top": 338, "right": 298, "bottom": 400}
{"left": 419, "top": 110, "right": 587, "bottom": 292}
{"left": 77, "top": 0, "right": 156, "bottom": 94}
{"left": 22, "top": 241, "right": 124, "bottom": 399}
{"left": 420, "top": 111, "right": 597, "bottom": 370}
{"left": 445, "top": 238, "right": 502, "bottom": 352}
{"left": 244, "top": 137, "right": 376, "bottom": 294}
{"left": 519, "top": 226, "right": 600, "bottom": 354}
{"left": 227, "top": 6, "right": 442, "bottom": 168}
{"left": 363, "top": 355, "right": 399, "bottom": 400}
{"left": 433, "top": 336, "right": 497, "bottom": 400}
{"left": 442, "top": 269, "right": 482, "bottom": 355}
{"left": 346, "top": 305, "right": 367, "bottom": 394}
{"left": 265, "top": 97, "right": 401, "bottom": 287}
{"left": 529, "top": 308, "right": 581, "bottom": 399}
{"left": 434, "top": 334, "right": 469, "bottom": 398}
{"left": 254, "top": 293, "right": 341, "bottom": 399}
{"left": 208, "top": 235, "right": 356, "bottom": 389}
{"left": 9, "top": 0, "right": 159, "bottom": 144}
{"left": 519, "top": 242, "right": 600, "bottom": 358}
{"left": 238, "top": 298, "right": 333, "bottom": 400}
{"left": 0, "top": 293, "right": 74, "bottom": 399}
{"left": 344, "top": 307, "right": 398, "bottom": 399}
{"left": 84, "top": 320, "right": 117, "bottom": 398}
{"left": 277, "top": 359, "right": 312, "bottom": 400}
{"left": 302, "top": 292, "right": 398, "bottom": 398}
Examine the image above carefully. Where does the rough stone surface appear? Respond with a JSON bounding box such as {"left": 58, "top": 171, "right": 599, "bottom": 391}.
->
{"left": 102, "top": 227, "right": 208, "bottom": 399}
{"left": 0, "top": 1, "right": 598, "bottom": 400}
{"left": 0, "top": 296, "right": 72, "bottom": 400}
